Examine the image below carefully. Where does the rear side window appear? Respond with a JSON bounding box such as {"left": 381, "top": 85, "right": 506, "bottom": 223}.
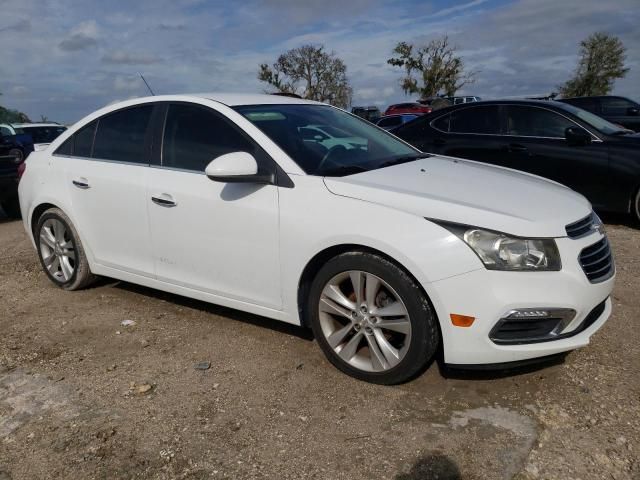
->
{"left": 601, "top": 97, "right": 635, "bottom": 115}
{"left": 162, "top": 104, "right": 255, "bottom": 172}
{"left": 55, "top": 137, "right": 73, "bottom": 155}
{"left": 93, "top": 106, "right": 153, "bottom": 163}
{"left": 431, "top": 114, "right": 450, "bottom": 132}
{"left": 506, "top": 106, "right": 574, "bottom": 138}
{"left": 449, "top": 106, "right": 500, "bottom": 134}
{"left": 74, "top": 121, "right": 97, "bottom": 157}
{"left": 565, "top": 98, "right": 598, "bottom": 112}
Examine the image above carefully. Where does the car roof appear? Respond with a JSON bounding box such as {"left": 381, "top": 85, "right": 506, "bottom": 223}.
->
{"left": 13, "top": 123, "right": 65, "bottom": 128}
{"left": 171, "top": 93, "right": 323, "bottom": 106}
{"left": 421, "top": 98, "right": 573, "bottom": 115}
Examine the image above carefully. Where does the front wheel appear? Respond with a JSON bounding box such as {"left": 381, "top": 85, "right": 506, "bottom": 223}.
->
{"left": 633, "top": 188, "right": 640, "bottom": 225}
{"left": 35, "top": 208, "right": 96, "bottom": 290}
{"left": 308, "top": 251, "right": 439, "bottom": 384}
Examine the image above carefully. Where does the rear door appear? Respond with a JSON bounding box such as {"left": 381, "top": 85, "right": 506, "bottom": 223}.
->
{"left": 501, "top": 105, "right": 611, "bottom": 207}
{"left": 58, "top": 105, "right": 155, "bottom": 276}
{"left": 427, "top": 105, "right": 505, "bottom": 164}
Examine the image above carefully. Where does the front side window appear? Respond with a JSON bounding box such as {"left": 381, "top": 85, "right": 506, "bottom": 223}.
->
{"left": 601, "top": 97, "right": 635, "bottom": 116}
{"left": 74, "top": 121, "right": 97, "bottom": 157}
{"left": 449, "top": 106, "right": 500, "bottom": 134}
{"left": 93, "top": 106, "right": 153, "bottom": 163}
{"left": 162, "top": 104, "right": 255, "bottom": 171}
{"left": 234, "top": 104, "right": 418, "bottom": 176}
{"left": 505, "top": 106, "right": 574, "bottom": 138}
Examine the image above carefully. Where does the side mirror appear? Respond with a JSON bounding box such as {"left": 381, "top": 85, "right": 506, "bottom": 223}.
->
{"left": 205, "top": 152, "right": 274, "bottom": 184}
{"left": 565, "top": 126, "right": 592, "bottom": 146}
{"left": 627, "top": 107, "right": 639, "bottom": 116}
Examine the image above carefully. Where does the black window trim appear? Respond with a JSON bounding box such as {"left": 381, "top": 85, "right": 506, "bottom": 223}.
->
{"left": 429, "top": 104, "right": 602, "bottom": 142}
{"left": 52, "top": 103, "right": 157, "bottom": 165}
{"left": 154, "top": 101, "right": 294, "bottom": 188}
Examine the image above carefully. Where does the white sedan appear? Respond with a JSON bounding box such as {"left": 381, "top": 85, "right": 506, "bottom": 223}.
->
{"left": 18, "top": 94, "right": 615, "bottom": 384}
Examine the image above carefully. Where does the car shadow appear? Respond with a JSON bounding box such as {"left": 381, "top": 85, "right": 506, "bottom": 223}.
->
{"left": 437, "top": 352, "right": 567, "bottom": 381}
{"left": 98, "top": 279, "right": 566, "bottom": 382}
{"left": 110, "top": 280, "right": 314, "bottom": 341}
{"left": 395, "top": 453, "right": 462, "bottom": 480}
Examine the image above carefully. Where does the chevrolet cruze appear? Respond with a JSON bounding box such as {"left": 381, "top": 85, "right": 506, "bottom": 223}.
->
{"left": 18, "top": 94, "right": 615, "bottom": 384}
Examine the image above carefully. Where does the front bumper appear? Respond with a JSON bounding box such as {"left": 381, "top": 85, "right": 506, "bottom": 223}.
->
{"left": 429, "top": 230, "right": 615, "bottom": 365}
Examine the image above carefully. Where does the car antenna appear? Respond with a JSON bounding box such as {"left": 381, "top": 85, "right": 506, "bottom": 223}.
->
{"left": 139, "top": 73, "right": 155, "bottom": 96}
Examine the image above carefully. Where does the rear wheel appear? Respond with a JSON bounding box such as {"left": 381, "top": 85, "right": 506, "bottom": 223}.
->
{"left": 35, "top": 208, "right": 96, "bottom": 290}
{"left": 308, "top": 251, "right": 439, "bottom": 384}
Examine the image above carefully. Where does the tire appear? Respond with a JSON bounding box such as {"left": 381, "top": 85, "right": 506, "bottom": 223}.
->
{"left": 633, "top": 188, "right": 640, "bottom": 225}
{"left": 307, "top": 251, "right": 439, "bottom": 384}
{"left": 9, "top": 148, "right": 24, "bottom": 164}
{"left": 35, "top": 208, "right": 96, "bottom": 290}
{"left": 1, "top": 196, "right": 21, "bottom": 219}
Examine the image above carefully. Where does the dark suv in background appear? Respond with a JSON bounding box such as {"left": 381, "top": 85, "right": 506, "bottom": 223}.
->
{"left": 559, "top": 96, "right": 640, "bottom": 132}
{"left": 0, "top": 131, "right": 30, "bottom": 218}
{"left": 392, "top": 99, "right": 640, "bottom": 223}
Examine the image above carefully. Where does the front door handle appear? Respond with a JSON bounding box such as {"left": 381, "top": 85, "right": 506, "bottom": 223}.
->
{"left": 151, "top": 194, "right": 177, "bottom": 207}
{"left": 72, "top": 178, "right": 90, "bottom": 189}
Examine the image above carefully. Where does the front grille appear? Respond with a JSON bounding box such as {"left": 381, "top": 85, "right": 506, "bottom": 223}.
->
{"left": 566, "top": 213, "right": 596, "bottom": 238}
{"left": 579, "top": 237, "right": 614, "bottom": 283}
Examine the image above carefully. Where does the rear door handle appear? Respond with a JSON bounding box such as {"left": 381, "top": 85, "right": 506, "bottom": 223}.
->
{"left": 151, "top": 193, "right": 177, "bottom": 207}
{"left": 72, "top": 177, "right": 90, "bottom": 189}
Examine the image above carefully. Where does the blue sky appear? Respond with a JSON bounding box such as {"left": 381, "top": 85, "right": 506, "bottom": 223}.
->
{"left": 1, "top": 0, "right": 638, "bottom": 123}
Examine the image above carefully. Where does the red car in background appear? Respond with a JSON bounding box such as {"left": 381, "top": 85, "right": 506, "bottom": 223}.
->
{"left": 384, "top": 102, "right": 433, "bottom": 116}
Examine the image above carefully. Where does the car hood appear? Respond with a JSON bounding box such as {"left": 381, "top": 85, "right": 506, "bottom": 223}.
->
{"left": 323, "top": 156, "right": 591, "bottom": 238}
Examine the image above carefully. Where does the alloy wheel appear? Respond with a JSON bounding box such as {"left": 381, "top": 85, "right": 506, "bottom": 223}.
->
{"left": 318, "top": 270, "right": 412, "bottom": 372}
{"left": 39, "top": 218, "right": 76, "bottom": 282}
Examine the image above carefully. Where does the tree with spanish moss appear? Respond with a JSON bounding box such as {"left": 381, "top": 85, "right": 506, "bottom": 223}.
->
{"left": 258, "top": 44, "right": 352, "bottom": 108}
{"left": 559, "top": 32, "right": 629, "bottom": 98}
{"left": 387, "top": 35, "right": 476, "bottom": 99}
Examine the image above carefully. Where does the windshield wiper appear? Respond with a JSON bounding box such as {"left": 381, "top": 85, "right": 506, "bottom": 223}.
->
{"left": 319, "top": 165, "right": 369, "bottom": 177}
{"left": 377, "top": 153, "right": 432, "bottom": 169}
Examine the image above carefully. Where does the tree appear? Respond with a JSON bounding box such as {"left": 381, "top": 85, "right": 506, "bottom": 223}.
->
{"left": 387, "top": 36, "right": 476, "bottom": 98}
{"left": 559, "top": 32, "right": 629, "bottom": 98}
{"left": 0, "top": 91, "right": 31, "bottom": 123}
{"left": 258, "top": 45, "right": 352, "bottom": 108}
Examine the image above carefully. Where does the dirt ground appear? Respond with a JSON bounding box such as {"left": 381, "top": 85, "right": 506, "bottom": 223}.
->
{"left": 0, "top": 209, "right": 638, "bottom": 480}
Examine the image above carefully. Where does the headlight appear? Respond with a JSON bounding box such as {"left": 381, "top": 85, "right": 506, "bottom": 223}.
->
{"left": 437, "top": 222, "right": 561, "bottom": 271}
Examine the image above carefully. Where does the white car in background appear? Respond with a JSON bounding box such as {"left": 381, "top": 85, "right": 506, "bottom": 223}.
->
{"left": 0, "top": 123, "right": 67, "bottom": 151}
{"left": 18, "top": 94, "right": 614, "bottom": 384}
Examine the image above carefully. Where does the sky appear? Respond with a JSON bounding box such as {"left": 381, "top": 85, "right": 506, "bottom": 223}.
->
{"left": 1, "top": 0, "right": 638, "bottom": 124}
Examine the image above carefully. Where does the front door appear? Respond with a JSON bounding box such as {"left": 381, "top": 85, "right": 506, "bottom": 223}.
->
{"left": 147, "top": 103, "right": 281, "bottom": 309}
{"left": 502, "top": 105, "right": 610, "bottom": 208}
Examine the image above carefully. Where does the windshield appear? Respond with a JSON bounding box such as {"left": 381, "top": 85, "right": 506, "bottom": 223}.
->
{"left": 234, "top": 104, "right": 419, "bottom": 176}
{"left": 557, "top": 102, "right": 628, "bottom": 135}
{"left": 21, "top": 126, "right": 67, "bottom": 143}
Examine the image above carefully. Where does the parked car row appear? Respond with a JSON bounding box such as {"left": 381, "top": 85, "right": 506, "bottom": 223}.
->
{"left": 0, "top": 122, "right": 66, "bottom": 218}
{"left": 391, "top": 98, "right": 640, "bottom": 223}
{"left": 18, "top": 93, "right": 615, "bottom": 384}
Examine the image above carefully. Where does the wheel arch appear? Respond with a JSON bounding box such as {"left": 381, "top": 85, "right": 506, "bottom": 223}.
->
{"left": 296, "top": 243, "right": 442, "bottom": 337}
{"left": 30, "top": 202, "right": 59, "bottom": 239}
